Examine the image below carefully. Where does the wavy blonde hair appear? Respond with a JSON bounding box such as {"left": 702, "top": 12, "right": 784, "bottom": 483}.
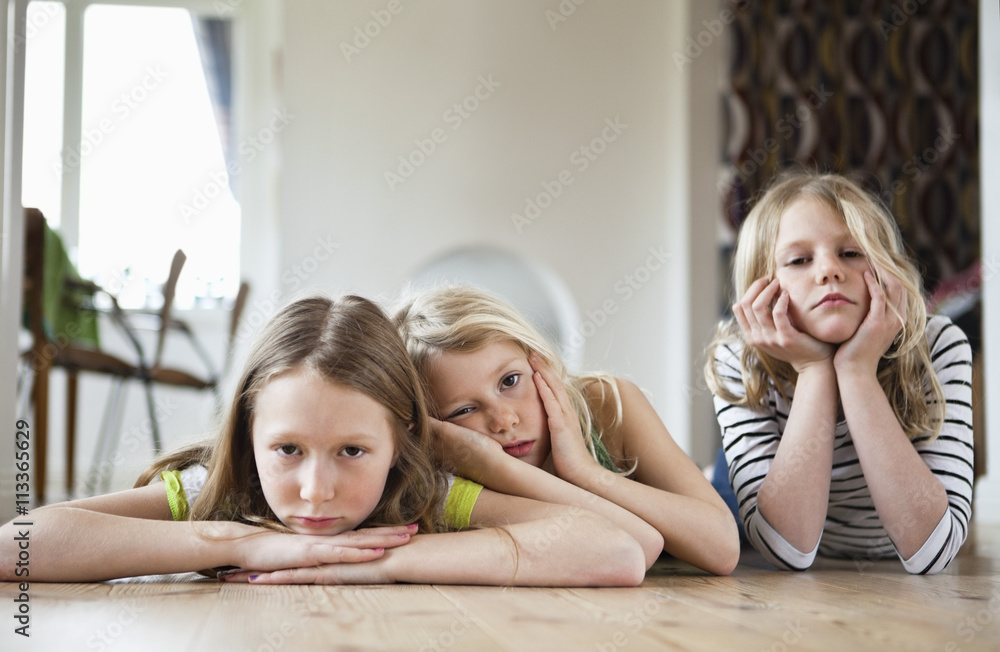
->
{"left": 704, "top": 171, "right": 945, "bottom": 440}
{"left": 136, "top": 294, "right": 446, "bottom": 533}
{"left": 393, "top": 285, "right": 626, "bottom": 468}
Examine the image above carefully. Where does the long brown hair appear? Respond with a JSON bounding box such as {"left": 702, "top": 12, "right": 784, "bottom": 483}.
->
{"left": 136, "top": 294, "right": 446, "bottom": 532}
{"left": 704, "top": 171, "right": 945, "bottom": 440}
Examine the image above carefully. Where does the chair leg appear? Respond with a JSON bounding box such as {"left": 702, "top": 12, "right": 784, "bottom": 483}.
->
{"left": 86, "top": 377, "right": 127, "bottom": 496}
{"left": 143, "top": 381, "right": 163, "bottom": 453}
{"left": 16, "top": 359, "right": 35, "bottom": 423}
{"left": 66, "top": 370, "right": 78, "bottom": 499}
{"left": 99, "top": 382, "right": 130, "bottom": 495}
{"left": 31, "top": 360, "right": 50, "bottom": 506}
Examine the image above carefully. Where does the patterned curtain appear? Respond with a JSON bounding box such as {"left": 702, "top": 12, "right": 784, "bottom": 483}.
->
{"left": 719, "top": 0, "right": 980, "bottom": 345}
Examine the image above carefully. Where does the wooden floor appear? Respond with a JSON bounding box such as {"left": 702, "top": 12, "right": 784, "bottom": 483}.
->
{"left": 4, "top": 525, "right": 999, "bottom": 652}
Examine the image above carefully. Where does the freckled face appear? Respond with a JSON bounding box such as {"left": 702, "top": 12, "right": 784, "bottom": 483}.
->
{"left": 251, "top": 367, "right": 397, "bottom": 535}
{"left": 425, "top": 341, "right": 550, "bottom": 468}
{"left": 773, "top": 196, "right": 872, "bottom": 344}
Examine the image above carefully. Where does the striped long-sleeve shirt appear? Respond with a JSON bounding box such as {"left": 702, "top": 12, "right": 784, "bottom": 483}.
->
{"left": 712, "top": 315, "right": 974, "bottom": 574}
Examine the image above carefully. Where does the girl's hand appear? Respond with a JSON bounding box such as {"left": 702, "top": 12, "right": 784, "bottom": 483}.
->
{"left": 220, "top": 558, "right": 393, "bottom": 585}
{"left": 529, "top": 353, "right": 601, "bottom": 483}
{"left": 834, "top": 270, "right": 906, "bottom": 376}
{"left": 231, "top": 524, "right": 416, "bottom": 576}
{"left": 429, "top": 417, "right": 505, "bottom": 482}
{"left": 733, "top": 277, "right": 834, "bottom": 373}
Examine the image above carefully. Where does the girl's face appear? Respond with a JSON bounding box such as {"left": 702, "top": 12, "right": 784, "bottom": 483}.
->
{"left": 252, "top": 366, "right": 397, "bottom": 535}
{"left": 773, "top": 196, "right": 872, "bottom": 344}
{"left": 425, "top": 340, "right": 551, "bottom": 468}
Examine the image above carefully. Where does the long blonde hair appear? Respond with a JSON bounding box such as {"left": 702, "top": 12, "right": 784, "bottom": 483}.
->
{"left": 136, "top": 294, "right": 446, "bottom": 532}
{"left": 393, "top": 285, "right": 625, "bottom": 467}
{"left": 704, "top": 171, "right": 945, "bottom": 440}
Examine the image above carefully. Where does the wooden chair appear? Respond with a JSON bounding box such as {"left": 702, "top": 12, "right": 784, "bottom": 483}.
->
{"left": 21, "top": 208, "right": 147, "bottom": 503}
{"left": 84, "top": 251, "right": 250, "bottom": 492}
{"left": 142, "top": 252, "right": 250, "bottom": 440}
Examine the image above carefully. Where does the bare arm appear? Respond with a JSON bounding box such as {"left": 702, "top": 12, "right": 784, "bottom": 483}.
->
{"left": 0, "top": 484, "right": 413, "bottom": 582}
{"left": 754, "top": 363, "right": 838, "bottom": 552}
{"left": 225, "top": 490, "right": 647, "bottom": 587}
{"left": 834, "top": 272, "right": 950, "bottom": 560}
{"left": 731, "top": 277, "right": 840, "bottom": 556}
{"left": 432, "top": 417, "right": 663, "bottom": 568}
{"left": 550, "top": 376, "right": 741, "bottom": 575}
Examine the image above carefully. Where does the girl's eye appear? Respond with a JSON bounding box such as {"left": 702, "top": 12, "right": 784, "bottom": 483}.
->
{"left": 341, "top": 446, "right": 365, "bottom": 459}
{"left": 786, "top": 257, "right": 808, "bottom": 266}
{"left": 500, "top": 373, "right": 520, "bottom": 390}
{"left": 842, "top": 250, "right": 863, "bottom": 258}
{"left": 277, "top": 444, "right": 300, "bottom": 456}
{"left": 446, "top": 406, "right": 473, "bottom": 420}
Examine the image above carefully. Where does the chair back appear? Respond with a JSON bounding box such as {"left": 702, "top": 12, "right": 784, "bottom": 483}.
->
{"left": 23, "top": 209, "right": 48, "bottom": 353}
{"left": 152, "top": 249, "right": 187, "bottom": 369}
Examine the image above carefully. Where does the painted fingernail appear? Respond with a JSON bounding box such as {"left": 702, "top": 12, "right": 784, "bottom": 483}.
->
{"left": 248, "top": 575, "right": 259, "bottom": 581}
{"left": 407, "top": 523, "right": 418, "bottom": 531}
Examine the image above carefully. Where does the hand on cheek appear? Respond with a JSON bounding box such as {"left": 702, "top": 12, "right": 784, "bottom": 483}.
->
{"left": 733, "top": 277, "right": 834, "bottom": 374}
{"left": 528, "top": 353, "right": 598, "bottom": 482}
{"left": 429, "top": 417, "right": 504, "bottom": 482}
{"left": 834, "top": 270, "right": 906, "bottom": 375}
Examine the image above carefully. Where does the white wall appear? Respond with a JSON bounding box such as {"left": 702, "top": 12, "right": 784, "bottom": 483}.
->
{"left": 278, "top": 0, "right": 720, "bottom": 462}
{"left": 975, "top": 0, "right": 999, "bottom": 524}
{"left": 0, "top": 0, "right": 27, "bottom": 523}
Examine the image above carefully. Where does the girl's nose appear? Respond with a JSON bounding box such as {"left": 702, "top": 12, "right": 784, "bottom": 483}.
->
{"left": 486, "top": 405, "right": 518, "bottom": 434}
{"left": 816, "top": 253, "right": 845, "bottom": 283}
{"left": 299, "top": 458, "right": 336, "bottom": 504}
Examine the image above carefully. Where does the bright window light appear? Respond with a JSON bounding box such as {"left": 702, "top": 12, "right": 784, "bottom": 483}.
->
{"left": 23, "top": 2, "right": 240, "bottom": 310}
{"left": 21, "top": 1, "right": 65, "bottom": 226}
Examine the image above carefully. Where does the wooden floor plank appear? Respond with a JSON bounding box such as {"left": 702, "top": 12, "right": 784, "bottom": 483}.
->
{"left": 2, "top": 525, "right": 999, "bottom": 651}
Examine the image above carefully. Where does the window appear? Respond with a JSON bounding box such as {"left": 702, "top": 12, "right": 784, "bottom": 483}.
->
{"left": 22, "top": 1, "right": 239, "bottom": 309}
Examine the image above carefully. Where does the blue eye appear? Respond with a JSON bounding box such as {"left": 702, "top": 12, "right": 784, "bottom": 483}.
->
{"left": 500, "top": 373, "right": 520, "bottom": 390}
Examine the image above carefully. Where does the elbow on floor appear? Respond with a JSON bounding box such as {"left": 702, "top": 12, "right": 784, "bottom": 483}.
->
{"left": 595, "top": 528, "right": 648, "bottom": 587}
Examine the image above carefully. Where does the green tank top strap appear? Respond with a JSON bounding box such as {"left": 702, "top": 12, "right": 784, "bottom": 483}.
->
{"left": 588, "top": 428, "right": 620, "bottom": 473}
